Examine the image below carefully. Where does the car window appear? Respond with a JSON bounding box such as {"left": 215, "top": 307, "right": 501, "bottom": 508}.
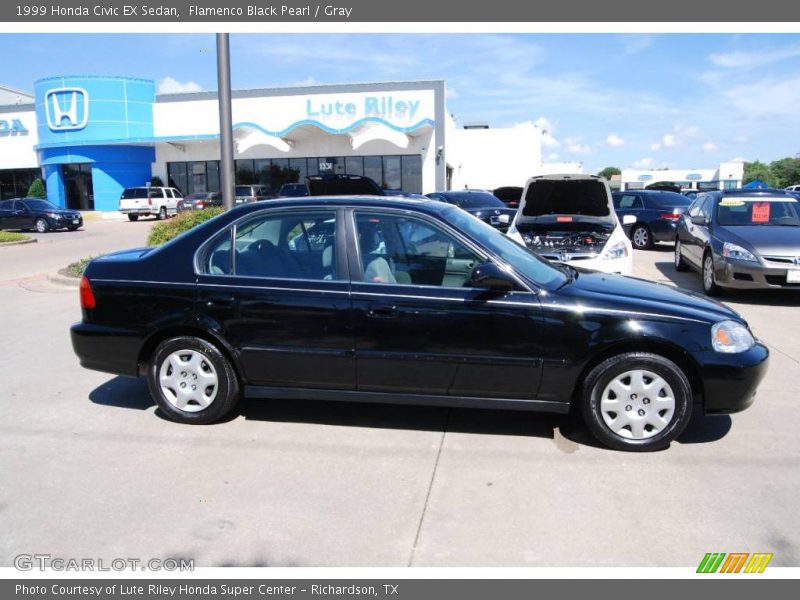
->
{"left": 617, "top": 194, "right": 641, "bottom": 209}
{"left": 235, "top": 186, "right": 251, "bottom": 197}
{"left": 699, "top": 198, "right": 713, "bottom": 220}
{"left": 355, "top": 212, "right": 482, "bottom": 288}
{"left": 717, "top": 197, "right": 800, "bottom": 226}
{"left": 149, "top": 188, "right": 164, "bottom": 198}
{"left": 688, "top": 196, "right": 706, "bottom": 217}
{"left": 209, "top": 210, "right": 339, "bottom": 280}
{"left": 13, "top": 200, "right": 29, "bottom": 211}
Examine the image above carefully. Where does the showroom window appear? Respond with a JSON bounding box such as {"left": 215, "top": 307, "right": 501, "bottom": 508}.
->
{"left": 0, "top": 168, "right": 44, "bottom": 201}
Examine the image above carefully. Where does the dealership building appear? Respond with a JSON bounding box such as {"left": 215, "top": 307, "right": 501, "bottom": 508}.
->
{"left": 618, "top": 162, "right": 745, "bottom": 192}
{"left": 0, "top": 75, "right": 569, "bottom": 211}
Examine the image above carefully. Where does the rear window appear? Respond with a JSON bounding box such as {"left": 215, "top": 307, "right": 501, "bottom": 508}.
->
{"left": 235, "top": 186, "right": 252, "bottom": 197}
{"left": 648, "top": 192, "right": 692, "bottom": 208}
{"left": 445, "top": 192, "right": 506, "bottom": 209}
{"left": 121, "top": 188, "right": 149, "bottom": 199}
{"left": 307, "top": 176, "right": 383, "bottom": 196}
{"left": 522, "top": 179, "right": 610, "bottom": 217}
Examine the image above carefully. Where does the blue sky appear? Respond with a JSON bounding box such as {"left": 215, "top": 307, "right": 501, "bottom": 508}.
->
{"left": 3, "top": 33, "right": 800, "bottom": 173}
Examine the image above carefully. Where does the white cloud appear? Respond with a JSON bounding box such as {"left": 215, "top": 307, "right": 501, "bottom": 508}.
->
{"left": 709, "top": 43, "right": 800, "bottom": 70}
{"left": 515, "top": 117, "right": 561, "bottom": 148}
{"left": 564, "top": 137, "right": 591, "bottom": 154}
{"left": 619, "top": 34, "right": 658, "bottom": 55}
{"left": 445, "top": 87, "right": 459, "bottom": 99}
{"left": 293, "top": 76, "right": 321, "bottom": 86}
{"left": 702, "top": 142, "right": 719, "bottom": 152}
{"left": 546, "top": 152, "right": 560, "bottom": 161}
{"left": 720, "top": 76, "right": 800, "bottom": 118}
{"left": 650, "top": 125, "right": 702, "bottom": 151}
{"left": 157, "top": 77, "right": 203, "bottom": 94}
{"left": 730, "top": 156, "right": 748, "bottom": 163}
{"left": 632, "top": 158, "right": 655, "bottom": 169}
{"left": 606, "top": 134, "right": 625, "bottom": 147}
{"left": 734, "top": 134, "right": 749, "bottom": 143}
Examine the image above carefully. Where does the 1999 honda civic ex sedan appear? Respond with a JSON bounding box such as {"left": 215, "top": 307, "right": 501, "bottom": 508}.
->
{"left": 70, "top": 197, "right": 769, "bottom": 451}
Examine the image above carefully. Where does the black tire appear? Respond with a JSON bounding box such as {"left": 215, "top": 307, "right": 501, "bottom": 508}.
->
{"left": 630, "top": 225, "right": 653, "bottom": 250}
{"left": 702, "top": 250, "right": 722, "bottom": 296}
{"left": 67, "top": 226, "right": 79, "bottom": 231}
{"left": 581, "top": 352, "right": 693, "bottom": 452}
{"left": 128, "top": 214, "right": 139, "bottom": 222}
{"left": 674, "top": 238, "right": 689, "bottom": 271}
{"left": 147, "top": 336, "right": 240, "bottom": 424}
{"left": 156, "top": 206, "right": 167, "bottom": 221}
{"left": 34, "top": 218, "right": 49, "bottom": 233}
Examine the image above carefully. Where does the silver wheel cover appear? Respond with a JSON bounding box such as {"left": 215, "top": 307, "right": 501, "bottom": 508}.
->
{"left": 159, "top": 349, "right": 219, "bottom": 412}
{"left": 674, "top": 241, "right": 681, "bottom": 266}
{"left": 633, "top": 227, "right": 649, "bottom": 247}
{"left": 704, "top": 256, "right": 714, "bottom": 290}
{"left": 600, "top": 369, "right": 676, "bottom": 440}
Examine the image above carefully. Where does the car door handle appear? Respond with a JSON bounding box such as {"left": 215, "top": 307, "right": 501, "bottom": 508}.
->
{"left": 205, "top": 295, "right": 236, "bottom": 308}
{"left": 367, "top": 304, "right": 398, "bottom": 319}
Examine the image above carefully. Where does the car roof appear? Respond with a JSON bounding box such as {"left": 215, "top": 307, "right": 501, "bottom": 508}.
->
{"left": 223, "top": 195, "right": 441, "bottom": 217}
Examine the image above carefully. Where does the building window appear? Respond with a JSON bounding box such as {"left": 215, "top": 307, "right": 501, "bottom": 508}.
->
{"left": 625, "top": 182, "right": 644, "bottom": 190}
{"left": 724, "top": 179, "right": 738, "bottom": 190}
{"left": 401, "top": 155, "right": 422, "bottom": 194}
{"left": 382, "top": 156, "right": 402, "bottom": 190}
{"left": 364, "top": 156, "right": 382, "bottom": 184}
{"left": 0, "top": 168, "right": 43, "bottom": 200}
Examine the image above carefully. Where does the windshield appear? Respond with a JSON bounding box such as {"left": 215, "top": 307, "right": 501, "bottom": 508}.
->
{"left": 23, "top": 200, "right": 60, "bottom": 211}
{"left": 717, "top": 197, "right": 800, "bottom": 226}
{"left": 235, "top": 186, "right": 253, "bottom": 196}
{"left": 446, "top": 192, "right": 506, "bottom": 209}
{"left": 443, "top": 206, "right": 567, "bottom": 289}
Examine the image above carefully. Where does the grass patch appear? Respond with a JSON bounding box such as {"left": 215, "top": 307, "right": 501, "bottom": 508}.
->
{"left": 0, "top": 231, "right": 31, "bottom": 243}
{"left": 63, "top": 256, "right": 95, "bottom": 278}
{"left": 147, "top": 207, "right": 225, "bottom": 246}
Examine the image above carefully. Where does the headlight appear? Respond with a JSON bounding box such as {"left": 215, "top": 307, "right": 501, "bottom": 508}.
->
{"left": 722, "top": 242, "right": 757, "bottom": 262}
{"left": 603, "top": 240, "right": 629, "bottom": 260}
{"left": 47, "top": 212, "right": 59, "bottom": 218}
{"left": 711, "top": 320, "right": 755, "bottom": 353}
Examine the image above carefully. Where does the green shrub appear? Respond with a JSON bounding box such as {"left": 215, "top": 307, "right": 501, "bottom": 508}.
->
{"left": 64, "top": 256, "right": 95, "bottom": 278}
{"left": 27, "top": 178, "right": 47, "bottom": 199}
{"left": 0, "top": 231, "right": 31, "bottom": 243}
{"left": 150, "top": 175, "right": 165, "bottom": 187}
{"left": 147, "top": 207, "right": 225, "bottom": 246}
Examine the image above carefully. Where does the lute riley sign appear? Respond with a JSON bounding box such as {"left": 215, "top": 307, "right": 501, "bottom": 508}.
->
{"left": 306, "top": 96, "right": 422, "bottom": 121}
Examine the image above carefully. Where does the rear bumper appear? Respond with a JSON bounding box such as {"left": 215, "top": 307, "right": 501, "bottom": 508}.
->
{"left": 119, "top": 208, "right": 154, "bottom": 215}
{"left": 649, "top": 220, "right": 679, "bottom": 242}
{"left": 699, "top": 342, "right": 769, "bottom": 414}
{"left": 714, "top": 256, "right": 800, "bottom": 290}
{"left": 70, "top": 322, "right": 143, "bottom": 377}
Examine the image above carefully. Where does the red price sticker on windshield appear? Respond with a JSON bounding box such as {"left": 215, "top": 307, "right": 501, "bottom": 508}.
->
{"left": 752, "top": 202, "right": 770, "bottom": 223}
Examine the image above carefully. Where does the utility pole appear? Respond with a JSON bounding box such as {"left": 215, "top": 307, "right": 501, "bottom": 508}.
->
{"left": 217, "top": 33, "right": 235, "bottom": 210}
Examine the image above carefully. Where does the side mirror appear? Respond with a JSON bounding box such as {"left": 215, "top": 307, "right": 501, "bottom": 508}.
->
{"left": 467, "top": 263, "right": 516, "bottom": 292}
{"left": 690, "top": 215, "right": 708, "bottom": 226}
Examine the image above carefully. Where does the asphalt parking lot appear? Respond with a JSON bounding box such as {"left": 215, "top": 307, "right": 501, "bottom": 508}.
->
{"left": 1, "top": 223, "right": 799, "bottom": 567}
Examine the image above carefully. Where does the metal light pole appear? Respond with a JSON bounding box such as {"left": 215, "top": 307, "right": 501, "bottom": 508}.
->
{"left": 216, "top": 33, "right": 235, "bottom": 210}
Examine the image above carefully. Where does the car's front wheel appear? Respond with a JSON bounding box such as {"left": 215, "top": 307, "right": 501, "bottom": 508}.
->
{"left": 581, "top": 352, "right": 693, "bottom": 451}
{"left": 34, "top": 218, "right": 49, "bottom": 233}
{"left": 702, "top": 251, "right": 722, "bottom": 296}
{"left": 147, "top": 336, "right": 240, "bottom": 424}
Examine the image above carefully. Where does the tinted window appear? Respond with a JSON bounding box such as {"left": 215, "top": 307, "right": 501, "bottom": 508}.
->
{"left": 21, "top": 199, "right": 58, "bottom": 211}
{"left": 121, "top": 188, "right": 149, "bottom": 199}
{"left": 231, "top": 211, "right": 338, "bottom": 280}
{"left": 150, "top": 188, "right": 164, "bottom": 198}
{"left": 617, "top": 194, "right": 642, "bottom": 209}
{"left": 235, "top": 186, "right": 252, "bottom": 197}
{"left": 648, "top": 192, "right": 692, "bottom": 208}
{"left": 687, "top": 196, "right": 707, "bottom": 217}
{"left": 355, "top": 212, "right": 480, "bottom": 287}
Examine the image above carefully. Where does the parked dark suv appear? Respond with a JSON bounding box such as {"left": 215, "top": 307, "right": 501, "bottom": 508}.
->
{"left": 0, "top": 198, "right": 82, "bottom": 233}
{"left": 612, "top": 190, "right": 692, "bottom": 249}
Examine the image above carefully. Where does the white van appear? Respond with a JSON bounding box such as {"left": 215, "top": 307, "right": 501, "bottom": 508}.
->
{"left": 506, "top": 174, "right": 634, "bottom": 275}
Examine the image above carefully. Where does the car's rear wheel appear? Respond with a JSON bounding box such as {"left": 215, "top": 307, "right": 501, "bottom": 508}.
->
{"left": 581, "top": 352, "right": 692, "bottom": 451}
{"left": 702, "top": 251, "right": 722, "bottom": 296}
{"left": 128, "top": 214, "right": 139, "bottom": 222}
{"left": 674, "top": 238, "right": 689, "bottom": 271}
{"left": 147, "top": 336, "right": 240, "bottom": 424}
{"left": 631, "top": 225, "right": 653, "bottom": 250}
{"left": 156, "top": 206, "right": 167, "bottom": 221}
{"left": 34, "top": 218, "right": 49, "bottom": 233}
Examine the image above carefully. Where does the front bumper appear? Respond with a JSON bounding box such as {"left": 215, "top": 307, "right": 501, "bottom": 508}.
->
{"left": 70, "top": 322, "right": 142, "bottom": 377}
{"left": 699, "top": 342, "right": 769, "bottom": 414}
{"left": 714, "top": 255, "right": 800, "bottom": 290}
{"left": 49, "top": 215, "right": 83, "bottom": 229}
{"left": 539, "top": 253, "right": 633, "bottom": 276}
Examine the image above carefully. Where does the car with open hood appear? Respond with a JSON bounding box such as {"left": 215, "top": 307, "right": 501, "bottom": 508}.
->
{"left": 507, "top": 174, "right": 634, "bottom": 275}
{"left": 675, "top": 189, "right": 800, "bottom": 294}
{"left": 70, "top": 196, "right": 768, "bottom": 452}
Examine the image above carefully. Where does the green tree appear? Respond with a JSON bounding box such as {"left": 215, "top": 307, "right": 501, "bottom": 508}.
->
{"left": 769, "top": 157, "right": 800, "bottom": 188}
{"left": 150, "top": 176, "right": 165, "bottom": 187}
{"left": 743, "top": 161, "right": 776, "bottom": 187}
{"left": 26, "top": 178, "right": 46, "bottom": 199}
{"left": 598, "top": 166, "right": 621, "bottom": 180}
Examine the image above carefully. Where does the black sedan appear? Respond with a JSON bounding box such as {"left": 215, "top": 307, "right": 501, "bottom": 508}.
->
{"left": 71, "top": 196, "right": 768, "bottom": 452}
{"left": 675, "top": 189, "right": 800, "bottom": 294}
{"left": 612, "top": 190, "right": 692, "bottom": 250}
{"left": 0, "top": 198, "right": 83, "bottom": 233}
{"left": 177, "top": 192, "right": 223, "bottom": 213}
{"left": 426, "top": 190, "right": 517, "bottom": 232}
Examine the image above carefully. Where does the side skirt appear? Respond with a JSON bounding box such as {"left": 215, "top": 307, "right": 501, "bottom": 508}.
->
{"left": 244, "top": 386, "right": 570, "bottom": 414}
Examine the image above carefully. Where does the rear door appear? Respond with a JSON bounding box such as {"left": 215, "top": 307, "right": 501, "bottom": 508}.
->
{"left": 196, "top": 207, "right": 354, "bottom": 390}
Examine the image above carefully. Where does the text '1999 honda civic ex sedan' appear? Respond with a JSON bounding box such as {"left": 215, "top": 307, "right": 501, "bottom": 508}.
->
{"left": 70, "top": 197, "right": 769, "bottom": 451}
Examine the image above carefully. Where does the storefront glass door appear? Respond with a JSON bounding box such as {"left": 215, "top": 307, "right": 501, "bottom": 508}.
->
{"left": 62, "top": 163, "right": 94, "bottom": 210}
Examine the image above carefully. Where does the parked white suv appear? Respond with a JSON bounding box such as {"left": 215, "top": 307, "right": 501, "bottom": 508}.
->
{"left": 119, "top": 186, "right": 182, "bottom": 221}
{"left": 506, "top": 174, "right": 634, "bottom": 275}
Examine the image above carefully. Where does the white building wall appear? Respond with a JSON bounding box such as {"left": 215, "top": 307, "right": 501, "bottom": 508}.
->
{"left": 447, "top": 123, "right": 543, "bottom": 191}
{"left": 621, "top": 162, "right": 745, "bottom": 190}
{"left": 0, "top": 108, "right": 38, "bottom": 169}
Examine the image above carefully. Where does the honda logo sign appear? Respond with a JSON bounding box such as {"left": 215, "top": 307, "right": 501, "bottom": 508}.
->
{"left": 45, "top": 87, "right": 89, "bottom": 131}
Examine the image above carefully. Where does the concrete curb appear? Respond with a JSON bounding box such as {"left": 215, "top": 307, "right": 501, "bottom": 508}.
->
{"left": 0, "top": 237, "right": 37, "bottom": 248}
{"left": 48, "top": 271, "right": 80, "bottom": 287}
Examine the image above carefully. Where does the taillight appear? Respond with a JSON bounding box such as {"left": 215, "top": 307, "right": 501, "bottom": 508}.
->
{"left": 79, "top": 276, "right": 96, "bottom": 309}
{"left": 196, "top": 202, "right": 204, "bottom": 209}
{"left": 660, "top": 212, "right": 680, "bottom": 220}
